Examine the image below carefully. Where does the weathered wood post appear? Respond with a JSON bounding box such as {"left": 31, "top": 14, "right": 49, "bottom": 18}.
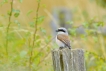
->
{"left": 52, "top": 48, "right": 86, "bottom": 71}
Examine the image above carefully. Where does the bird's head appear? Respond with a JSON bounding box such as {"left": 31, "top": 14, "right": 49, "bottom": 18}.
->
{"left": 56, "top": 27, "right": 68, "bottom": 35}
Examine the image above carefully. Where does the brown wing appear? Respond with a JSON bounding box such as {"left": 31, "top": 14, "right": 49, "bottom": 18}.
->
{"left": 57, "top": 34, "right": 71, "bottom": 48}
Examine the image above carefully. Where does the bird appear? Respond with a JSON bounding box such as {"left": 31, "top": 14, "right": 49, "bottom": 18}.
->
{"left": 56, "top": 27, "right": 71, "bottom": 49}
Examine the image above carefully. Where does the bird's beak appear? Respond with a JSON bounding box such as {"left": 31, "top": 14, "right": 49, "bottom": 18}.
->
{"left": 56, "top": 30, "right": 58, "bottom": 32}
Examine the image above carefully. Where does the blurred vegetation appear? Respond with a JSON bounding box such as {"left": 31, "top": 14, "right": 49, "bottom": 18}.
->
{"left": 0, "top": 0, "right": 106, "bottom": 71}
{"left": 95, "top": 0, "right": 106, "bottom": 8}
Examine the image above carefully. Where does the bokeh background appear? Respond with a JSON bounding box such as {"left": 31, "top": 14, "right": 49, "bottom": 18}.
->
{"left": 0, "top": 0, "right": 106, "bottom": 71}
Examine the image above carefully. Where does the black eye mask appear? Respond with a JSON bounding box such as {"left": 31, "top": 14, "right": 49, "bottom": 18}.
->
{"left": 56, "top": 29, "right": 66, "bottom": 33}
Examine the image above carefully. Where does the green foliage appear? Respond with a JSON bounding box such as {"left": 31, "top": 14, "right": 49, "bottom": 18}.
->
{"left": 96, "top": 0, "right": 106, "bottom": 8}
{"left": 66, "top": 21, "right": 74, "bottom": 25}
{"left": 89, "top": 0, "right": 106, "bottom": 8}
{"left": 37, "top": 0, "right": 41, "bottom": 3}
{"left": 12, "top": 9, "right": 20, "bottom": 18}
{"left": 18, "top": 0, "right": 23, "bottom": 3}
{"left": 85, "top": 51, "right": 106, "bottom": 71}
{"left": 29, "top": 21, "right": 35, "bottom": 27}
{"left": 34, "top": 16, "right": 45, "bottom": 24}
{"left": 68, "top": 18, "right": 106, "bottom": 71}
{"left": 14, "top": 20, "right": 20, "bottom": 27}
{"left": 0, "top": 0, "right": 8, "bottom": 6}
{"left": 20, "top": 50, "right": 27, "bottom": 58}
{"left": 92, "top": 36, "right": 98, "bottom": 42}
{"left": 68, "top": 28, "right": 76, "bottom": 36}
{"left": 27, "top": 10, "right": 33, "bottom": 16}
{"left": 82, "top": 22, "right": 89, "bottom": 28}
{"left": 40, "top": 27, "right": 46, "bottom": 35}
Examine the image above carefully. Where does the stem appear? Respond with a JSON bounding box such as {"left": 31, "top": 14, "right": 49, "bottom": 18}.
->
{"left": 29, "top": 1, "right": 41, "bottom": 71}
{"left": 32, "top": 36, "right": 55, "bottom": 62}
{"left": 6, "top": 0, "right": 13, "bottom": 57}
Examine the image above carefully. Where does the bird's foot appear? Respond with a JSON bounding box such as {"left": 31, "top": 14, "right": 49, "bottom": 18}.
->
{"left": 68, "top": 46, "right": 71, "bottom": 49}
{"left": 59, "top": 47, "right": 64, "bottom": 50}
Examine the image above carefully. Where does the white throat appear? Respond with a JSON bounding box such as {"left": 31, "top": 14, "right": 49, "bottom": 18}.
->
{"left": 57, "top": 31, "right": 68, "bottom": 35}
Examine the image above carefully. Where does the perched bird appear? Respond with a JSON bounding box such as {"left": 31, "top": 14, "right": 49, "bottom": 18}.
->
{"left": 56, "top": 27, "right": 71, "bottom": 49}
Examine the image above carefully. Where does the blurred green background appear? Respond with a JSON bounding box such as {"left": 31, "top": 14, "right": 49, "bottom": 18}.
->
{"left": 0, "top": 0, "right": 106, "bottom": 71}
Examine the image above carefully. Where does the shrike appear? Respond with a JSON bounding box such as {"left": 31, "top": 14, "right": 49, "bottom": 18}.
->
{"left": 56, "top": 27, "right": 71, "bottom": 49}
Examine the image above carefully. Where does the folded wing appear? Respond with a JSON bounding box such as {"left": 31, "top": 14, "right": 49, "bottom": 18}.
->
{"left": 57, "top": 34, "right": 71, "bottom": 48}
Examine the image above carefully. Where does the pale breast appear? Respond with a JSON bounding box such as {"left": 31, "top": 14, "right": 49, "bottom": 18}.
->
{"left": 56, "top": 36, "right": 65, "bottom": 47}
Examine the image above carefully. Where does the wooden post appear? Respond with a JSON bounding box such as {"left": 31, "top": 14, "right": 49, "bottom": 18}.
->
{"left": 52, "top": 48, "right": 86, "bottom": 71}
